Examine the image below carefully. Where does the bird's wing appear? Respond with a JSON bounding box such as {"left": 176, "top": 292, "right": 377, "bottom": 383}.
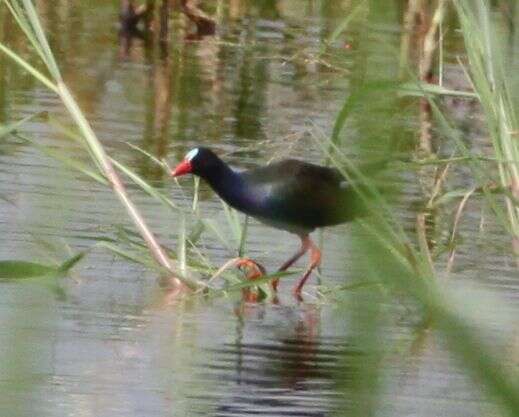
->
{"left": 243, "top": 160, "right": 353, "bottom": 228}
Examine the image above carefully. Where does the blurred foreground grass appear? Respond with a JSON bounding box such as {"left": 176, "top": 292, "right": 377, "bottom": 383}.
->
{"left": 0, "top": 1, "right": 518, "bottom": 416}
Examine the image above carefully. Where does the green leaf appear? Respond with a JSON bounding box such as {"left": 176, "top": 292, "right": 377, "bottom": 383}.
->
{"left": 0, "top": 42, "right": 58, "bottom": 93}
{"left": 0, "top": 112, "right": 44, "bottom": 139}
{"left": 21, "top": 0, "right": 61, "bottom": 79}
{"left": 398, "top": 82, "right": 477, "bottom": 98}
{"left": 0, "top": 251, "right": 85, "bottom": 281}
{"left": 432, "top": 189, "right": 475, "bottom": 207}
{"left": 329, "top": 80, "right": 398, "bottom": 151}
{"left": 58, "top": 251, "right": 86, "bottom": 273}
{"left": 0, "top": 260, "right": 56, "bottom": 280}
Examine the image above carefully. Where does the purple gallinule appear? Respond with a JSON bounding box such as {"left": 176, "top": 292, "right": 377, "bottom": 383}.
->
{"left": 172, "top": 147, "right": 360, "bottom": 296}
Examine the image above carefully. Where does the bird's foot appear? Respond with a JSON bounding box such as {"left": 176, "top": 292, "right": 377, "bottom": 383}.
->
{"left": 235, "top": 258, "right": 266, "bottom": 280}
{"left": 210, "top": 257, "right": 268, "bottom": 302}
{"left": 235, "top": 258, "right": 268, "bottom": 303}
{"left": 238, "top": 261, "right": 280, "bottom": 303}
{"left": 210, "top": 257, "right": 265, "bottom": 282}
{"left": 292, "top": 287, "right": 304, "bottom": 302}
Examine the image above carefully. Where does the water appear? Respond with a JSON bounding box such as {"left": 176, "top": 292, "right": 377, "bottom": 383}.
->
{"left": 0, "top": 1, "right": 517, "bottom": 416}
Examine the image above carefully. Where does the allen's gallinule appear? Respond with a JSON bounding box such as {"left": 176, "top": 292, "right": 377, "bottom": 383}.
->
{"left": 172, "top": 147, "right": 360, "bottom": 296}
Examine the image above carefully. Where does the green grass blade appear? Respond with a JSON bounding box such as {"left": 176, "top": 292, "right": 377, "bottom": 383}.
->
{"left": 0, "top": 260, "right": 55, "bottom": 279}
{"left": 126, "top": 142, "right": 167, "bottom": 168}
{"left": 202, "top": 218, "right": 235, "bottom": 253}
{"left": 0, "top": 112, "right": 43, "bottom": 138}
{"left": 110, "top": 157, "right": 179, "bottom": 211}
{"left": 46, "top": 115, "right": 105, "bottom": 174}
{"left": 238, "top": 215, "right": 249, "bottom": 258}
{"left": 221, "top": 201, "right": 241, "bottom": 246}
{"left": 177, "top": 215, "right": 187, "bottom": 275}
{"left": 96, "top": 242, "right": 158, "bottom": 269}
{"left": 14, "top": 133, "right": 108, "bottom": 185}
{"left": 0, "top": 42, "right": 57, "bottom": 92}
{"left": 2, "top": 0, "right": 49, "bottom": 66}
{"left": 0, "top": 251, "right": 83, "bottom": 280}
{"left": 398, "top": 81, "right": 477, "bottom": 98}
{"left": 57, "top": 251, "right": 86, "bottom": 273}
{"left": 20, "top": 0, "right": 61, "bottom": 79}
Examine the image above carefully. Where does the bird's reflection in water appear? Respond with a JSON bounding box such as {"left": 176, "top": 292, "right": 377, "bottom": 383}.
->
{"left": 188, "top": 296, "right": 360, "bottom": 417}
{"left": 148, "top": 253, "right": 360, "bottom": 415}
{"left": 118, "top": 26, "right": 146, "bottom": 60}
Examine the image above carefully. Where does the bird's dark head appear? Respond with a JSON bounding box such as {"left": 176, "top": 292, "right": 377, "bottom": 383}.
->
{"left": 171, "top": 147, "right": 222, "bottom": 179}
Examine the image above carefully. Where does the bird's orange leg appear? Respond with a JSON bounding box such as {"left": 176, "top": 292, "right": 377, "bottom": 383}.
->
{"left": 234, "top": 258, "right": 267, "bottom": 303}
{"left": 293, "top": 237, "right": 321, "bottom": 299}
{"left": 235, "top": 258, "right": 266, "bottom": 279}
{"left": 273, "top": 235, "right": 311, "bottom": 291}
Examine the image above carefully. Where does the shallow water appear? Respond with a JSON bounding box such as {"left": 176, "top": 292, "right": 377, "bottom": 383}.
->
{"left": 0, "top": 2, "right": 518, "bottom": 416}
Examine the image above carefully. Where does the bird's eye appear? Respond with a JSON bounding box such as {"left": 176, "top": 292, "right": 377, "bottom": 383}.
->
{"left": 185, "top": 148, "right": 199, "bottom": 161}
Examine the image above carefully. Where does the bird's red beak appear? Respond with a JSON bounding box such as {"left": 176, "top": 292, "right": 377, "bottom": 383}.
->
{"left": 171, "top": 160, "right": 192, "bottom": 177}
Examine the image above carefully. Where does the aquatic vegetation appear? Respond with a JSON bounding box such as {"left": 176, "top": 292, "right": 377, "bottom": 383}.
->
{"left": 455, "top": 0, "right": 519, "bottom": 252}
{"left": 0, "top": 0, "right": 195, "bottom": 287}
{"left": 0, "top": 1, "right": 518, "bottom": 416}
{"left": 322, "top": 1, "right": 519, "bottom": 415}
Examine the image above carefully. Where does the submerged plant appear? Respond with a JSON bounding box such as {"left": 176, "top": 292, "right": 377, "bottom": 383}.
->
{"left": 455, "top": 0, "right": 519, "bottom": 255}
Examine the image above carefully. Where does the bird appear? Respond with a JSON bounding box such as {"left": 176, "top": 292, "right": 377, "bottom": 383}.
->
{"left": 171, "top": 147, "right": 362, "bottom": 297}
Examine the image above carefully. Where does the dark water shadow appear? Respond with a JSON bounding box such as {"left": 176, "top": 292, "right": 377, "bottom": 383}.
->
{"left": 187, "top": 301, "right": 361, "bottom": 417}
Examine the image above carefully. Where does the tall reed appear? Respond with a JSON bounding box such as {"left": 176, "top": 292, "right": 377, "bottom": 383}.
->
{"left": 328, "top": 2, "right": 519, "bottom": 415}
{"left": 0, "top": 0, "right": 196, "bottom": 288}
{"left": 455, "top": 0, "right": 519, "bottom": 254}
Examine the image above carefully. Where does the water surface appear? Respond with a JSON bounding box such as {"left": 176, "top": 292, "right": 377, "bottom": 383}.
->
{"left": 0, "top": 2, "right": 517, "bottom": 416}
